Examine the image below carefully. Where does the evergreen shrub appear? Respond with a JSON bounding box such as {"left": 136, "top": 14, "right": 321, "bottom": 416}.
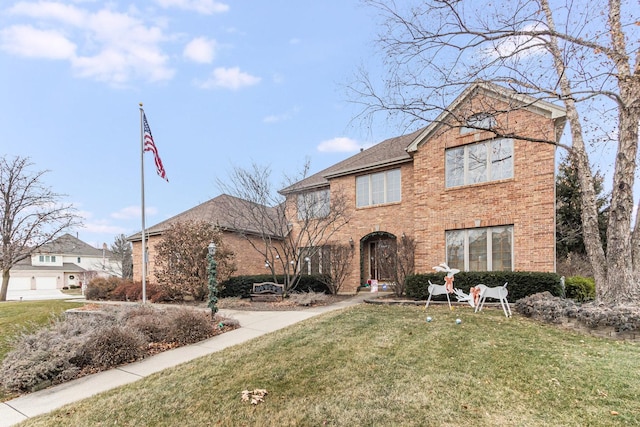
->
{"left": 405, "top": 271, "right": 562, "bottom": 302}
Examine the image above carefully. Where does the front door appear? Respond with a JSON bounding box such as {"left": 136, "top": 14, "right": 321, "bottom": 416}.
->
{"left": 368, "top": 239, "right": 395, "bottom": 281}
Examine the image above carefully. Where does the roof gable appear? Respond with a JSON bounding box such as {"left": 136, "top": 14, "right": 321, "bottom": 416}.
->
{"left": 406, "top": 81, "right": 566, "bottom": 152}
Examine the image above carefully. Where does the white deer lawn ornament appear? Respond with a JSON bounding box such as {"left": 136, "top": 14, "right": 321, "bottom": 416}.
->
{"left": 425, "top": 280, "right": 453, "bottom": 310}
{"left": 456, "top": 283, "right": 511, "bottom": 317}
{"left": 425, "top": 263, "right": 461, "bottom": 310}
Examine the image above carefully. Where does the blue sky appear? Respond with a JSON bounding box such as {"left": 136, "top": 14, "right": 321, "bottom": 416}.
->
{"left": 1, "top": 0, "right": 392, "bottom": 248}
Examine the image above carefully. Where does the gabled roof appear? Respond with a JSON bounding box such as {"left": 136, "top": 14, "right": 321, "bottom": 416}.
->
{"left": 279, "top": 128, "right": 423, "bottom": 195}
{"left": 127, "top": 194, "right": 284, "bottom": 241}
{"left": 37, "top": 233, "right": 107, "bottom": 257}
{"left": 406, "top": 81, "right": 567, "bottom": 153}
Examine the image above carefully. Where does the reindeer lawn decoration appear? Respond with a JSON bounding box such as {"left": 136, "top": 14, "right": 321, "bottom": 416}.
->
{"left": 455, "top": 282, "right": 511, "bottom": 317}
{"left": 425, "top": 263, "right": 460, "bottom": 311}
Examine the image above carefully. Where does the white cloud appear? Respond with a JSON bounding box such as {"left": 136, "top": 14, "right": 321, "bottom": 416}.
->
{"left": 317, "top": 137, "right": 366, "bottom": 153}
{"left": 196, "top": 66, "right": 261, "bottom": 90}
{"left": 263, "top": 106, "right": 300, "bottom": 123}
{"left": 0, "top": 25, "right": 76, "bottom": 59}
{"left": 8, "top": 1, "right": 87, "bottom": 27}
{"left": 484, "top": 23, "right": 548, "bottom": 60}
{"left": 2, "top": 1, "right": 175, "bottom": 86}
{"left": 184, "top": 37, "right": 217, "bottom": 63}
{"left": 155, "top": 0, "right": 229, "bottom": 14}
{"left": 111, "top": 206, "right": 158, "bottom": 220}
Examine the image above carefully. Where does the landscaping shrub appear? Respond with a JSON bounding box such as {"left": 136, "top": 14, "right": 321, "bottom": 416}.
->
{"left": 85, "top": 277, "right": 121, "bottom": 300}
{"left": 564, "top": 276, "right": 595, "bottom": 302}
{"left": 405, "top": 271, "right": 562, "bottom": 301}
{"left": 0, "top": 304, "right": 233, "bottom": 395}
{"left": 79, "top": 326, "right": 147, "bottom": 369}
{"left": 515, "top": 292, "right": 640, "bottom": 333}
{"left": 0, "top": 315, "right": 102, "bottom": 393}
{"left": 289, "top": 290, "right": 329, "bottom": 306}
{"left": 119, "top": 306, "right": 171, "bottom": 342}
{"left": 164, "top": 308, "right": 214, "bottom": 345}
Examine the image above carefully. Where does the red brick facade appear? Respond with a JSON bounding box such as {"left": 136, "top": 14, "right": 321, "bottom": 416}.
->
{"left": 284, "top": 84, "right": 564, "bottom": 294}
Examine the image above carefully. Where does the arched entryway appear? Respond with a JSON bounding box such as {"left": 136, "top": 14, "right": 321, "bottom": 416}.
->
{"left": 360, "top": 231, "right": 397, "bottom": 286}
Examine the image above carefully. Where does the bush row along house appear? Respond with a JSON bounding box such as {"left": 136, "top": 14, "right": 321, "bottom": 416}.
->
{"left": 8, "top": 233, "right": 120, "bottom": 291}
{"left": 130, "top": 82, "right": 566, "bottom": 294}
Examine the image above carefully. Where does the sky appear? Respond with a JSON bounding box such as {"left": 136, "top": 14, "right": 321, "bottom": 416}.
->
{"left": 0, "top": 0, "right": 394, "bottom": 248}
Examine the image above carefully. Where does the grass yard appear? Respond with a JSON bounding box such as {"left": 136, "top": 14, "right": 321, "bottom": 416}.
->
{"left": 16, "top": 304, "right": 640, "bottom": 427}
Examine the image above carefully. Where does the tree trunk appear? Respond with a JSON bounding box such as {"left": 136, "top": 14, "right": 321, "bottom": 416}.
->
{"left": 540, "top": 0, "right": 607, "bottom": 291}
{"left": 1, "top": 269, "right": 10, "bottom": 301}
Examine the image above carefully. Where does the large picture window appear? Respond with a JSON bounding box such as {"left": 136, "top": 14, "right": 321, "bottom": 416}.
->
{"left": 446, "top": 226, "right": 513, "bottom": 271}
{"left": 356, "top": 169, "right": 401, "bottom": 207}
{"left": 445, "top": 139, "right": 513, "bottom": 188}
{"left": 297, "top": 189, "right": 330, "bottom": 219}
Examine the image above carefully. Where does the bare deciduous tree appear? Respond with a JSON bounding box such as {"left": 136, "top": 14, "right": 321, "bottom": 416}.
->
{"left": 355, "top": 0, "right": 639, "bottom": 304}
{"left": 154, "top": 220, "right": 235, "bottom": 301}
{"left": 0, "top": 156, "right": 80, "bottom": 301}
{"left": 318, "top": 243, "right": 355, "bottom": 295}
{"left": 218, "top": 161, "right": 350, "bottom": 294}
{"left": 375, "top": 235, "right": 416, "bottom": 297}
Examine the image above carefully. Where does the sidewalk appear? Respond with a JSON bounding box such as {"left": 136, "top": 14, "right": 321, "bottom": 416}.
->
{"left": 0, "top": 293, "right": 372, "bottom": 427}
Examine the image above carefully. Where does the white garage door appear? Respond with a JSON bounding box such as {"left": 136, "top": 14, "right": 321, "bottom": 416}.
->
{"left": 8, "top": 277, "right": 31, "bottom": 290}
{"left": 35, "top": 277, "right": 58, "bottom": 290}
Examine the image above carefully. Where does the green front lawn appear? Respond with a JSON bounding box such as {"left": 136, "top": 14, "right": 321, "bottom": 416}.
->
{"left": 18, "top": 304, "right": 640, "bottom": 427}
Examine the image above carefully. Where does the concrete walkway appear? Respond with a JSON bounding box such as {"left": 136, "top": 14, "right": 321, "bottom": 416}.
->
{"left": 0, "top": 293, "right": 373, "bottom": 427}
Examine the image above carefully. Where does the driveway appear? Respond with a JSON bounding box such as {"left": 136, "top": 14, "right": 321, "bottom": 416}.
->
{"left": 5, "top": 289, "right": 85, "bottom": 301}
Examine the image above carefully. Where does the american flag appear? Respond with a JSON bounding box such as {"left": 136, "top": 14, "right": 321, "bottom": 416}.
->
{"left": 142, "top": 112, "right": 168, "bottom": 182}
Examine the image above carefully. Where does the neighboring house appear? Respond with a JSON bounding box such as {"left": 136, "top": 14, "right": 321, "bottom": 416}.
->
{"left": 280, "top": 82, "right": 566, "bottom": 293}
{"left": 8, "top": 233, "right": 119, "bottom": 291}
{"left": 132, "top": 82, "right": 566, "bottom": 294}
{"left": 127, "top": 194, "right": 282, "bottom": 283}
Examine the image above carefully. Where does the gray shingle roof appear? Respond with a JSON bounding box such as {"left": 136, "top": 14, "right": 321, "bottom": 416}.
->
{"left": 279, "top": 128, "right": 423, "bottom": 194}
{"left": 37, "top": 233, "right": 108, "bottom": 257}
{"left": 127, "top": 194, "right": 283, "bottom": 241}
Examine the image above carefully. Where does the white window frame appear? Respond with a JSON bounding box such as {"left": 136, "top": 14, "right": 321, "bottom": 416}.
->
{"left": 445, "top": 226, "right": 514, "bottom": 271}
{"left": 445, "top": 139, "right": 513, "bottom": 188}
{"left": 356, "top": 168, "right": 401, "bottom": 207}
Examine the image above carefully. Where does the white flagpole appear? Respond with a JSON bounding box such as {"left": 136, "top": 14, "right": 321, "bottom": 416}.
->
{"left": 139, "top": 103, "right": 147, "bottom": 304}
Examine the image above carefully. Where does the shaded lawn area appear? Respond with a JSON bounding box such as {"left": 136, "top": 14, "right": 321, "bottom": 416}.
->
{"left": 15, "top": 304, "right": 640, "bottom": 426}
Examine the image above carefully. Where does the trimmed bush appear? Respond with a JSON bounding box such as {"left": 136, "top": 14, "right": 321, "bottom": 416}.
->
{"left": 564, "top": 276, "right": 595, "bottom": 302}
{"left": 79, "top": 326, "right": 147, "bottom": 369}
{"left": 164, "top": 308, "right": 214, "bottom": 345}
{"left": 85, "top": 277, "right": 121, "bottom": 300}
{"left": 405, "top": 271, "right": 562, "bottom": 301}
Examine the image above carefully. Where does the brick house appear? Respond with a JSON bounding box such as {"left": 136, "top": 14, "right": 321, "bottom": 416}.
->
{"left": 128, "top": 194, "right": 281, "bottom": 284}
{"left": 131, "top": 82, "right": 565, "bottom": 295}
{"left": 280, "top": 82, "right": 566, "bottom": 294}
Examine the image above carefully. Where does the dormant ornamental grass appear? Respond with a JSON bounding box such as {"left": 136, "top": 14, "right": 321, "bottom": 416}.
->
{"left": 19, "top": 304, "right": 640, "bottom": 426}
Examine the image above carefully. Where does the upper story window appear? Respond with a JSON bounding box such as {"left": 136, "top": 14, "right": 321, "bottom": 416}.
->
{"left": 297, "top": 189, "right": 330, "bottom": 219}
{"left": 356, "top": 168, "right": 401, "bottom": 208}
{"left": 38, "top": 255, "right": 56, "bottom": 263}
{"left": 445, "top": 138, "right": 513, "bottom": 188}
{"left": 460, "top": 113, "right": 497, "bottom": 134}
